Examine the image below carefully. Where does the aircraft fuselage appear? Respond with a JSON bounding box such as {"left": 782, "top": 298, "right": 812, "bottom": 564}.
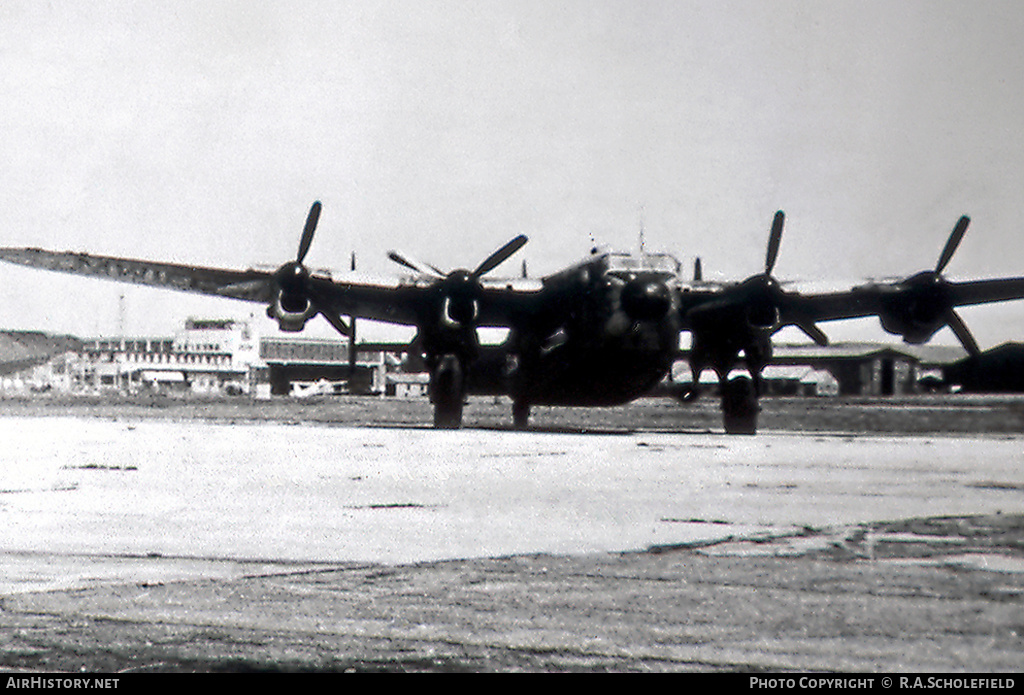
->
{"left": 475, "top": 251, "right": 682, "bottom": 407}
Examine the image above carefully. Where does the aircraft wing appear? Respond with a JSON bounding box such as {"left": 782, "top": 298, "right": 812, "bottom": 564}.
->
{"left": 0, "top": 247, "right": 277, "bottom": 302}
{"left": 677, "top": 213, "right": 1024, "bottom": 357}
{"left": 782, "top": 277, "right": 1024, "bottom": 324}
{"left": 677, "top": 274, "right": 1024, "bottom": 358}
{"left": 304, "top": 273, "right": 545, "bottom": 328}
{"left": 0, "top": 246, "right": 545, "bottom": 331}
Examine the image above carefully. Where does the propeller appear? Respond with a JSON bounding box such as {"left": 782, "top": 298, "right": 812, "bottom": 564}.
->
{"left": 873, "top": 215, "right": 982, "bottom": 357}
{"left": 388, "top": 234, "right": 528, "bottom": 330}
{"left": 297, "top": 201, "right": 321, "bottom": 264}
{"left": 936, "top": 215, "right": 970, "bottom": 275}
{"left": 765, "top": 210, "right": 785, "bottom": 275}
{"left": 268, "top": 201, "right": 351, "bottom": 336}
{"left": 387, "top": 250, "right": 444, "bottom": 277}
{"left": 274, "top": 201, "right": 322, "bottom": 294}
{"left": 389, "top": 236, "right": 527, "bottom": 284}
{"left": 923, "top": 216, "right": 980, "bottom": 356}
{"left": 473, "top": 235, "right": 529, "bottom": 277}
{"left": 750, "top": 211, "right": 829, "bottom": 346}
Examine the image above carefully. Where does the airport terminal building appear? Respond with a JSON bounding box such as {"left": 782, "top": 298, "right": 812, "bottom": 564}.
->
{"left": 0, "top": 318, "right": 398, "bottom": 398}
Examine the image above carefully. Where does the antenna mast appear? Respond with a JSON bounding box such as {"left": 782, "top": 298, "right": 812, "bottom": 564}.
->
{"left": 638, "top": 204, "right": 646, "bottom": 254}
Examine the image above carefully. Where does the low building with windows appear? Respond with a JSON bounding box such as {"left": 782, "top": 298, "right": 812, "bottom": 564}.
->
{"left": 76, "top": 318, "right": 261, "bottom": 395}
{"left": 6, "top": 318, "right": 413, "bottom": 398}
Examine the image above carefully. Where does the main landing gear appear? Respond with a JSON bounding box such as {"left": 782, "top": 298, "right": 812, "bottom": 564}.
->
{"left": 430, "top": 354, "right": 465, "bottom": 429}
{"left": 720, "top": 375, "right": 759, "bottom": 435}
{"left": 512, "top": 399, "right": 530, "bottom": 430}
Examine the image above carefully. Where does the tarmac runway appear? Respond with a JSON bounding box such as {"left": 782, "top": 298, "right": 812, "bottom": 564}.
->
{"left": 3, "top": 416, "right": 1024, "bottom": 587}
{"left": 2, "top": 415, "right": 1023, "bottom": 671}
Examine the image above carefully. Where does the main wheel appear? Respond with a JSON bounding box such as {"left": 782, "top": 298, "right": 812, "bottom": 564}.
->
{"left": 512, "top": 399, "right": 530, "bottom": 430}
{"left": 721, "top": 375, "right": 759, "bottom": 435}
{"left": 431, "top": 354, "right": 465, "bottom": 429}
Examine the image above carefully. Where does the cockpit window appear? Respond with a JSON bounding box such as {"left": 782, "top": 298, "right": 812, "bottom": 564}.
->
{"left": 604, "top": 252, "right": 681, "bottom": 277}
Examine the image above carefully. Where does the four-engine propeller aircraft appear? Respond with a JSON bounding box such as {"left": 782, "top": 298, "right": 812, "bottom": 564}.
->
{"left": 3, "top": 202, "right": 1024, "bottom": 434}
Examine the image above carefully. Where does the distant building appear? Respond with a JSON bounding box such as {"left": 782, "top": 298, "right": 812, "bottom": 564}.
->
{"left": 758, "top": 365, "right": 840, "bottom": 397}
{"left": 944, "top": 342, "right": 1024, "bottom": 393}
{"left": 669, "top": 342, "right": 967, "bottom": 397}
{"left": 387, "top": 372, "right": 430, "bottom": 399}
{"left": 0, "top": 331, "right": 82, "bottom": 393}
{"left": 1, "top": 318, "right": 406, "bottom": 398}
{"left": 3, "top": 324, "right": 987, "bottom": 400}
{"left": 77, "top": 318, "right": 260, "bottom": 395}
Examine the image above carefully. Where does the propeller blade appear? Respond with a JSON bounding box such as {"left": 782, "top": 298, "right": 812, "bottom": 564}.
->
{"left": 407, "top": 330, "right": 424, "bottom": 357}
{"left": 303, "top": 283, "right": 351, "bottom": 337}
{"left": 945, "top": 308, "right": 981, "bottom": 357}
{"left": 936, "top": 215, "right": 970, "bottom": 274}
{"left": 215, "top": 278, "right": 273, "bottom": 301}
{"left": 795, "top": 319, "right": 829, "bottom": 347}
{"left": 297, "top": 201, "right": 322, "bottom": 263}
{"left": 387, "top": 250, "right": 443, "bottom": 277}
{"left": 473, "top": 235, "right": 528, "bottom": 278}
{"left": 766, "top": 210, "right": 785, "bottom": 275}
{"left": 317, "top": 308, "right": 352, "bottom": 337}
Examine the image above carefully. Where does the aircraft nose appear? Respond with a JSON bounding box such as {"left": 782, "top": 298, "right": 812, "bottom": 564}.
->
{"left": 621, "top": 278, "right": 671, "bottom": 321}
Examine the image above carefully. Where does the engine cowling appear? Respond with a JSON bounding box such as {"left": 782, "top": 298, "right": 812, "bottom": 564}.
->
{"left": 438, "top": 270, "right": 481, "bottom": 327}
{"left": 745, "top": 297, "right": 781, "bottom": 333}
{"left": 267, "top": 290, "right": 318, "bottom": 332}
{"left": 621, "top": 277, "right": 672, "bottom": 322}
{"left": 877, "top": 273, "right": 950, "bottom": 344}
{"left": 875, "top": 215, "right": 983, "bottom": 356}
{"left": 878, "top": 306, "right": 945, "bottom": 344}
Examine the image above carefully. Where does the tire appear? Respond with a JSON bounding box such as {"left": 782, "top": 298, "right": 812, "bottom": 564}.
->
{"left": 431, "top": 354, "right": 464, "bottom": 429}
{"left": 512, "top": 399, "right": 530, "bottom": 430}
{"left": 721, "top": 375, "right": 759, "bottom": 435}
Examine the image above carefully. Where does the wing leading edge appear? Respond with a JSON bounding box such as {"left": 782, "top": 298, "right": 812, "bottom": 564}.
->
{"left": 0, "top": 246, "right": 545, "bottom": 331}
{"left": 0, "top": 247, "right": 276, "bottom": 302}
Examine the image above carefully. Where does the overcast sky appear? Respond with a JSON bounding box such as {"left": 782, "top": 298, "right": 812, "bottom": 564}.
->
{"left": 2, "top": 0, "right": 1023, "bottom": 346}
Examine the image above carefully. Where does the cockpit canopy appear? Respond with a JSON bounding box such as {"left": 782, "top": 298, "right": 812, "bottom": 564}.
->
{"left": 603, "top": 252, "right": 681, "bottom": 279}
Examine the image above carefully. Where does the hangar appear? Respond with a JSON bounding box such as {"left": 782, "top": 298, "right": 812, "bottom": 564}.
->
{"left": 767, "top": 343, "right": 965, "bottom": 396}
{"left": 671, "top": 342, "right": 966, "bottom": 397}
{"left": 943, "top": 342, "right": 1024, "bottom": 393}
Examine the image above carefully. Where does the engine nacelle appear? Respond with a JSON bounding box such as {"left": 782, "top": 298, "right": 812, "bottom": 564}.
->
{"left": 266, "top": 291, "right": 317, "bottom": 332}
{"left": 878, "top": 304, "right": 944, "bottom": 344}
{"left": 878, "top": 275, "right": 950, "bottom": 344}
{"left": 621, "top": 278, "right": 672, "bottom": 322}
{"left": 745, "top": 300, "right": 780, "bottom": 334}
